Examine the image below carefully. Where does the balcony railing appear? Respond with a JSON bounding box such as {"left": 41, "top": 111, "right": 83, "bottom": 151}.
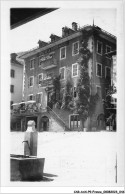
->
{"left": 40, "top": 78, "right": 53, "bottom": 87}
{"left": 11, "top": 102, "right": 47, "bottom": 116}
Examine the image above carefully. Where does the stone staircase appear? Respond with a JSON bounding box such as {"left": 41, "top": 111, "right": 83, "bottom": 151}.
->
{"left": 47, "top": 106, "right": 71, "bottom": 131}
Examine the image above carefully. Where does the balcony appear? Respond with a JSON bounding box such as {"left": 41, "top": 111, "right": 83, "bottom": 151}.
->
{"left": 39, "top": 58, "right": 57, "bottom": 70}
{"left": 41, "top": 64, "right": 57, "bottom": 70}
{"left": 39, "top": 78, "right": 53, "bottom": 87}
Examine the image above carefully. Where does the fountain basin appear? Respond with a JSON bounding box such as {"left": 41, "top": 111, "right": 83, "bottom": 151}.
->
{"left": 10, "top": 154, "right": 45, "bottom": 181}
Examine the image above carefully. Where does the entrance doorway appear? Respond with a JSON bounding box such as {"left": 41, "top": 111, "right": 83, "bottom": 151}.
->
{"left": 97, "top": 114, "right": 105, "bottom": 130}
{"left": 26, "top": 116, "right": 37, "bottom": 129}
{"left": 39, "top": 116, "right": 49, "bottom": 132}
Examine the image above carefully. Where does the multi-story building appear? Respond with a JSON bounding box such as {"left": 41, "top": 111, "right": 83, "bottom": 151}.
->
{"left": 18, "top": 22, "right": 116, "bottom": 132}
{"left": 10, "top": 53, "right": 24, "bottom": 108}
{"left": 104, "top": 50, "right": 117, "bottom": 131}
{"left": 10, "top": 53, "right": 24, "bottom": 131}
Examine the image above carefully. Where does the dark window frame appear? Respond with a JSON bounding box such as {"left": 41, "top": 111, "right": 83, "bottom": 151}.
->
{"left": 30, "top": 58, "right": 35, "bottom": 69}
{"left": 10, "top": 85, "right": 14, "bottom": 93}
{"left": 60, "top": 46, "right": 66, "bottom": 60}
{"left": 96, "top": 63, "right": 102, "bottom": 77}
{"left": 29, "top": 76, "right": 34, "bottom": 87}
{"left": 72, "top": 41, "right": 79, "bottom": 56}
{"left": 11, "top": 69, "right": 15, "bottom": 78}
{"left": 28, "top": 94, "right": 33, "bottom": 101}
{"left": 105, "top": 66, "right": 111, "bottom": 79}
{"left": 10, "top": 101, "right": 13, "bottom": 109}
{"left": 60, "top": 67, "right": 65, "bottom": 80}
{"left": 97, "top": 40, "right": 103, "bottom": 55}
{"left": 72, "top": 63, "right": 78, "bottom": 77}
{"left": 70, "top": 114, "right": 80, "bottom": 129}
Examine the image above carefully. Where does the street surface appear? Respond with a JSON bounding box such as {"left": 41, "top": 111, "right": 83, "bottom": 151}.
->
{"left": 11, "top": 131, "right": 118, "bottom": 186}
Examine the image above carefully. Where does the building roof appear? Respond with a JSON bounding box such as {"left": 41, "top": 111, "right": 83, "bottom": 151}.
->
{"left": 11, "top": 53, "right": 24, "bottom": 66}
{"left": 11, "top": 58, "right": 23, "bottom": 66}
{"left": 19, "top": 24, "right": 116, "bottom": 59}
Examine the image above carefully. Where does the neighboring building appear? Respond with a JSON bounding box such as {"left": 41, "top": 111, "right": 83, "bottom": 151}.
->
{"left": 10, "top": 53, "right": 24, "bottom": 108}
{"left": 16, "top": 23, "right": 116, "bottom": 132}
{"left": 104, "top": 50, "right": 117, "bottom": 131}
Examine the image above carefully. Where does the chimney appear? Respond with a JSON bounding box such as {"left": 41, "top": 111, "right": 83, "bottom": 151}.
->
{"left": 38, "top": 40, "right": 48, "bottom": 48}
{"left": 11, "top": 53, "right": 17, "bottom": 60}
{"left": 72, "top": 22, "right": 78, "bottom": 31}
{"left": 62, "top": 27, "right": 65, "bottom": 37}
{"left": 62, "top": 27, "right": 69, "bottom": 37}
{"left": 50, "top": 34, "right": 60, "bottom": 43}
{"left": 62, "top": 26, "right": 74, "bottom": 37}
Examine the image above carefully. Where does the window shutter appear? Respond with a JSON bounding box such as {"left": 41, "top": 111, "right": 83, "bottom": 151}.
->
{"left": 36, "top": 75, "right": 39, "bottom": 85}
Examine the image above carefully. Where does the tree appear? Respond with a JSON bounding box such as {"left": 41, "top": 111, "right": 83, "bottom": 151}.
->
{"left": 61, "top": 80, "right": 72, "bottom": 110}
{"left": 103, "top": 84, "right": 117, "bottom": 130}
{"left": 73, "top": 31, "right": 91, "bottom": 129}
{"left": 50, "top": 75, "right": 61, "bottom": 107}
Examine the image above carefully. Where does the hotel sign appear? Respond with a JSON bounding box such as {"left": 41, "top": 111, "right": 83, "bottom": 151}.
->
{"left": 40, "top": 55, "right": 52, "bottom": 62}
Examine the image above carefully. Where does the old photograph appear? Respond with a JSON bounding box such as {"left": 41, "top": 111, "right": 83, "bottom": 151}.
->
{"left": 0, "top": 1, "right": 124, "bottom": 193}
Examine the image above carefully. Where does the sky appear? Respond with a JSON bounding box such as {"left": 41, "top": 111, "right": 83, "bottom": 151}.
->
{"left": 10, "top": 8, "right": 116, "bottom": 54}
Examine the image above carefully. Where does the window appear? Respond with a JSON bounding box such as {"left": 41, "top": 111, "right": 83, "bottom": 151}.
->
{"left": 38, "top": 73, "right": 43, "bottom": 85}
{"left": 10, "top": 101, "right": 13, "bottom": 109}
{"left": 29, "top": 76, "right": 34, "bottom": 87}
{"left": 70, "top": 114, "right": 80, "bottom": 129}
{"left": 73, "top": 87, "right": 77, "bottom": 98}
{"left": 36, "top": 92, "right": 43, "bottom": 103}
{"left": 105, "top": 67, "right": 111, "bottom": 79}
{"left": 72, "top": 63, "right": 78, "bottom": 77}
{"left": 96, "top": 63, "right": 102, "bottom": 77}
{"left": 39, "top": 56, "right": 44, "bottom": 67}
{"left": 72, "top": 41, "right": 79, "bottom": 56}
{"left": 106, "top": 45, "right": 111, "bottom": 54}
{"left": 30, "top": 59, "right": 35, "bottom": 69}
{"left": 97, "top": 41, "right": 102, "bottom": 55}
{"left": 11, "top": 69, "right": 15, "bottom": 78}
{"left": 96, "top": 86, "right": 101, "bottom": 97}
{"left": 60, "top": 67, "right": 65, "bottom": 80}
{"left": 28, "top": 94, "right": 33, "bottom": 100}
{"left": 60, "top": 46, "right": 66, "bottom": 60}
{"left": 10, "top": 85, "right": 14, "bottom": 93}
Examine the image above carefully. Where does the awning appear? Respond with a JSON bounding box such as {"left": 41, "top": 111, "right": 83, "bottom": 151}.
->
{"left": 12, "top": 103, "right": 20, "bottom": 106}
{"left": 25, "top": 100, "right": 36, "bottom": 104}
{"left": 12, "top": 100, "right": 36, "bottom": 106}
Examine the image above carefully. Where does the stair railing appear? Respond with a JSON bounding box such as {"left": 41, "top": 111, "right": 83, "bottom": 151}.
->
{"left": 47, "top": 106, "right": 70, "bottom": 131}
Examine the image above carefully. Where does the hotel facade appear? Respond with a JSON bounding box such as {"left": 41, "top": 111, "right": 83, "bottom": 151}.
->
{"left": 13, "top": 23, "right": 116, "bottom": 132}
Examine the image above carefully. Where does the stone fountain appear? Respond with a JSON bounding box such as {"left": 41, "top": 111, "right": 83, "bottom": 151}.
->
{"left": 10, "top": 120, "right": 45, "bottom": 181}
